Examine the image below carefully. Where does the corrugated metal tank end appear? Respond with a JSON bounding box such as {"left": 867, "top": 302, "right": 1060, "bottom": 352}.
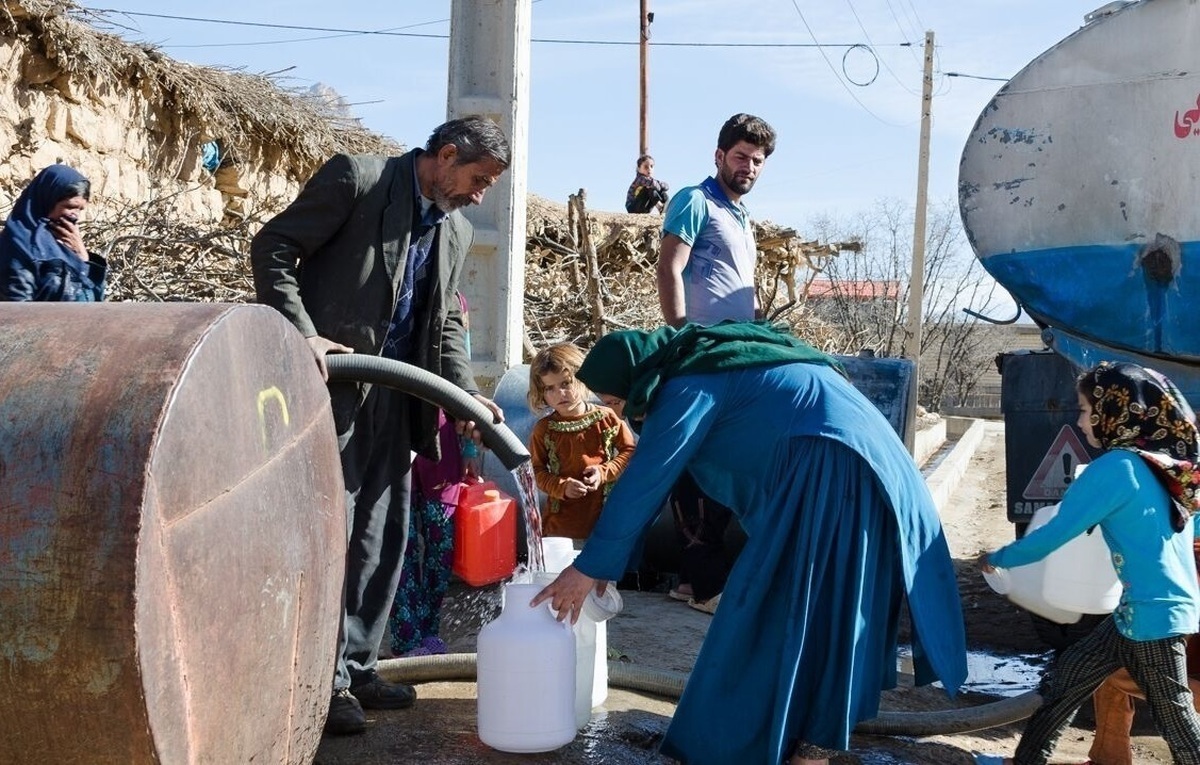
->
{"left": 0, "top": 303, "right": 346, "bottom": 764}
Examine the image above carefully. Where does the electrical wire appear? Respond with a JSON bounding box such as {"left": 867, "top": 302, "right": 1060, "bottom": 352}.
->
{"left": 841, "top": 44, "right": 880, "bottom": 87}
{"left": 788, "top": 0, "right": 904, "bottom": 126}
{"left": 159, "top": 17, "right": 451, "bottom": 49}
{"left": 943, "top": 72, "right": 1010, "bottom": 83}
{"left": 900, "top": 0, "right": 929, "bottom": 36}
{"left": 842, "top": 0, "right": 921, "bottom": 94}
{"left": 882, "top": 0, "right": 925, "bottom": 67}
{"left": 90, "top": 7, "right": 908, "bottom": 50}
{"left": 131, "top": 1, "right": 553, "bottom": 50}
{"left": 94, "top": 6, "right": 1008, "bottom": 96}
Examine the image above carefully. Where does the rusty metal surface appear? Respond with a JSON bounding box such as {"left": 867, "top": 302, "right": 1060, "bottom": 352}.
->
{"left": 0, "top": 303, "right": 345, "bottom": 764}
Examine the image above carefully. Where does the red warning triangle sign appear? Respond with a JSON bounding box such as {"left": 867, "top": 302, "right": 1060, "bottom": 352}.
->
{"left": 1023, "top": 425, "right": 1092, "bottom": 500}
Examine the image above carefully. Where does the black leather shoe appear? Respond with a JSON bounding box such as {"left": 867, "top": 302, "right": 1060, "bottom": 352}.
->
{"left": 350, "top": 672, "right": 417, "bottom": 710}
{"left": 324, "top": 688, "right": 366, "bottom": 735}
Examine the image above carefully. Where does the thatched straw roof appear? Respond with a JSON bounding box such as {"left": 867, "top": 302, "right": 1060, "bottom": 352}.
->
{"left": 1, "top": 0, "right": 400, "bottom": 173}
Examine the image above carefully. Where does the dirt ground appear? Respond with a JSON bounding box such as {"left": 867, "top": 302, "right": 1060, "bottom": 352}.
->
{"left": 316, "top": 420, "right": 1175, "bottom": 764}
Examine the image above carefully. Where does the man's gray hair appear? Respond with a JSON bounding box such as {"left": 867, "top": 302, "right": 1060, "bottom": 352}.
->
{"left": 426, "top": 115, "right": 511, "bottom": 169}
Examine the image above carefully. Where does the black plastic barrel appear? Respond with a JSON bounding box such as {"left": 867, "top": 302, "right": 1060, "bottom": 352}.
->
{"left": 997, "top": 349, "right": 1101, "bottom": 527}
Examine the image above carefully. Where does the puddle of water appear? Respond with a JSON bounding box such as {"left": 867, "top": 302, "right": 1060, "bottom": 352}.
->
{"left": 897, "top": 646, "right": 1049, "bottom": 697}
{"left": 919, "top": 436, "right": 959, "bottom": 477}
{"left": 579, "top": 709, "right": 666, "bottom": 751}
{"left": 962, "top": 649, "right": 1049, "bottom": 696}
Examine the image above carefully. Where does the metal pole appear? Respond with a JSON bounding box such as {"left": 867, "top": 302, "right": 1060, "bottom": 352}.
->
{"left": 903, "top": 30, "right": 935, "bottom": 454}
{"left": 639, "top": 0, "right": 650, "bottom": 156}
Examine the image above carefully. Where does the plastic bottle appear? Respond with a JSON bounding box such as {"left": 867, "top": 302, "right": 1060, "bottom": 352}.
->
{"left": 1040, "top": 506, "right": 1122, "bottom": 614}
{"left": 461, "top": 437, "right": 483, "bottom": 482}
{"left": 477, "top": 582, "right": 577, "bottom": 753}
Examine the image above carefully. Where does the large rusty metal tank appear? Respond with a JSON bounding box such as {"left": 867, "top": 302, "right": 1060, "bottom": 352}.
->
{"left": 0, "top": 303, "right": 346, "bottom": 764}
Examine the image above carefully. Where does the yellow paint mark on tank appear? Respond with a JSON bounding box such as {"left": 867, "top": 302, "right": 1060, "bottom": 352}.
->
{"left": 256, "top": 386, "right": 290, "bottom": 450}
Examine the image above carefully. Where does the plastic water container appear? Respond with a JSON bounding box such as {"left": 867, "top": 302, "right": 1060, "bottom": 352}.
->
{"left": 982, "top": 503, "right": 1083, "bottom": 624}
{"left": 538, "top": 537, "right": 623, "bottom": 729}
{"left": 453, "top": 482, "right": 517, "bottom": 587}
{"left": 1040, "top": 505, "right": 1121, "bottom": 614}
{"left": 477, "top": 582, "right": 576, "bottom": 753}
{"left": 542, "top": 536, "right": 579, "bottom": 574}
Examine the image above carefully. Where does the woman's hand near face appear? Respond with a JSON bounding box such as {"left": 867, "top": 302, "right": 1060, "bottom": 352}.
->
{"left": 49, "top": 216, "right": 87, "bottom": 260}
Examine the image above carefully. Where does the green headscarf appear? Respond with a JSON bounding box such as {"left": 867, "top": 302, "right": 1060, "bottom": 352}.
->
{"left": 576, "top": 320, "right": 842, "bottom": 419}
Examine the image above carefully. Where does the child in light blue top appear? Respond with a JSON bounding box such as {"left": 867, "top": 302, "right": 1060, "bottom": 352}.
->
{"left": 978, "top": 361, "right": 1200, "bottom": 765}
{"left": 990, "top": 450, "right": 1198, "bottom": 640}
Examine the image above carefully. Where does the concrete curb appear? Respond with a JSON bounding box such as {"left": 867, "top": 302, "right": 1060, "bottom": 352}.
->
{"left": 925, "top": 417, "right": 988, "bottom": 515}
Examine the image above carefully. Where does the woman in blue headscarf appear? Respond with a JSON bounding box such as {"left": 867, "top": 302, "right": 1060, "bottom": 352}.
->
{"left": 532, "top": 321, "right": 968, "bottom": 765}
{"left": 0, "top": 164, "right": 105, "bottom": 301}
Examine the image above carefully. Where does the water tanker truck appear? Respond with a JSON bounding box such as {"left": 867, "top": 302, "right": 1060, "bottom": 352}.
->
{"left": 959, "top": 0, "right": 1200, "bottom": 645}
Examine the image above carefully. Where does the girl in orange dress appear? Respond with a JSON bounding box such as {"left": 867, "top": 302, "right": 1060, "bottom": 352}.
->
{"left": 527, "top": 343, "right": 636, "bottom": 540}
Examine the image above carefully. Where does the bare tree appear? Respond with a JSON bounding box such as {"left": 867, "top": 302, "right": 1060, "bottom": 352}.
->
{"left": 802, "top": 198, "right": 1002, "bottom": 412}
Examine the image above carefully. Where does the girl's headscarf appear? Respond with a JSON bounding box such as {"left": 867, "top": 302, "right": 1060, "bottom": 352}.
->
{"left": 1081, "top": 361, "right": 1200, "bottom": 532}
{"left": 576, "top": 320, "right": 841, "bottom": 420}
{"left": 0, "top": 164, "right": 89, "bottom": 266}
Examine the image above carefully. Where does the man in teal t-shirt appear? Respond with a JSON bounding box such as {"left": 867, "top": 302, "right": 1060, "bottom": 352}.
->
{"left": 653, "top": 113, "right": 777, "bottom": 613}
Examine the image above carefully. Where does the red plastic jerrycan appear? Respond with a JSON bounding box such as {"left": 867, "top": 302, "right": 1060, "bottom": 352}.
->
{"left": 453, "top": 481, "right": 518, "bottom": 587}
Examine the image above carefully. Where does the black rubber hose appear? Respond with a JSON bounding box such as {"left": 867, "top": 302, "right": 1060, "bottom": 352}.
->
{"left": 324, "top": 354, "right": 531, "bottom": 470}
{"left": 377, "top": 654, "right": 1043, "bottom": 735}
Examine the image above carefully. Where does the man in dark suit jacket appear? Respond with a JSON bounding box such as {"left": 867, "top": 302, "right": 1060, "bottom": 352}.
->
{"left": 251, "top": 115, "right": 510, "bottom": 735}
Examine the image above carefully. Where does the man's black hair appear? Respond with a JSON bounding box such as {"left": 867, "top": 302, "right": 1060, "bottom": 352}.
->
{"left": 716, "top": 113, "right": 776, "bottom": 157}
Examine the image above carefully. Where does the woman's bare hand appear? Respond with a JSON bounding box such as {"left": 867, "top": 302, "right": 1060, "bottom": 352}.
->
{"left": 49, "top": 217, "right": 87, "bottom": 260}
{"left": 530, "top": 565, "right": 603, "bottom": 625}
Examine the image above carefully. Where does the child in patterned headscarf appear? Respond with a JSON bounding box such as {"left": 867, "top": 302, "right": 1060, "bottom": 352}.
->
{"left": 977, "top": 361, "right": 1200, "bottom": 765}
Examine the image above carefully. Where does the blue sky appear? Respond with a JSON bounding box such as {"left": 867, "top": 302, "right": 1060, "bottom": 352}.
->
{"left": 81, "top": 1, "right": 1104, "bottom": 231}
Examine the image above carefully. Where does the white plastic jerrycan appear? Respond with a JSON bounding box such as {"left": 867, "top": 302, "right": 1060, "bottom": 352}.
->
{"left": 539, "top": 537, "right": 624, "bottom": 729}
{"left": 1039, "top": 505, "right": 1121, "bottom": 614}
{"left": 982, "top": 504, "right": 1083, "bottom": 625}
{"left": 476, "top": 582, "right": 576, "bottom": 753}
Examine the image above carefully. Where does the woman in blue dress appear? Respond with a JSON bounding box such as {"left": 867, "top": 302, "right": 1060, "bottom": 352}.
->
{"left": 533, "top": 321, "right": 967, "bottom": 765}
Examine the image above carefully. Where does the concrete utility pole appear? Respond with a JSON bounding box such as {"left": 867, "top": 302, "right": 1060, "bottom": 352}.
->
{"left": 446, "top": 0, "right": 532, "bottom": 387}
{"left": 639, "top": 0, "right": 651, "bottom": 156}
{"left": 903, "top": 30, "right": 935, "bottom": 454}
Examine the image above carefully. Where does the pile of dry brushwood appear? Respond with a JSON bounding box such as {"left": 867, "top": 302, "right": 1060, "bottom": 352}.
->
{"left": 91, "top": 192, "right": 271, "bottom": 303}
{"left": 90, "top": 190, "right": 853, "bottom": 354}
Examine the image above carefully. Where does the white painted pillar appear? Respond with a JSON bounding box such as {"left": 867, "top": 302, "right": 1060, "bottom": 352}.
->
{"left": 447, "top": 0, "right": 531, "bottom": 388}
